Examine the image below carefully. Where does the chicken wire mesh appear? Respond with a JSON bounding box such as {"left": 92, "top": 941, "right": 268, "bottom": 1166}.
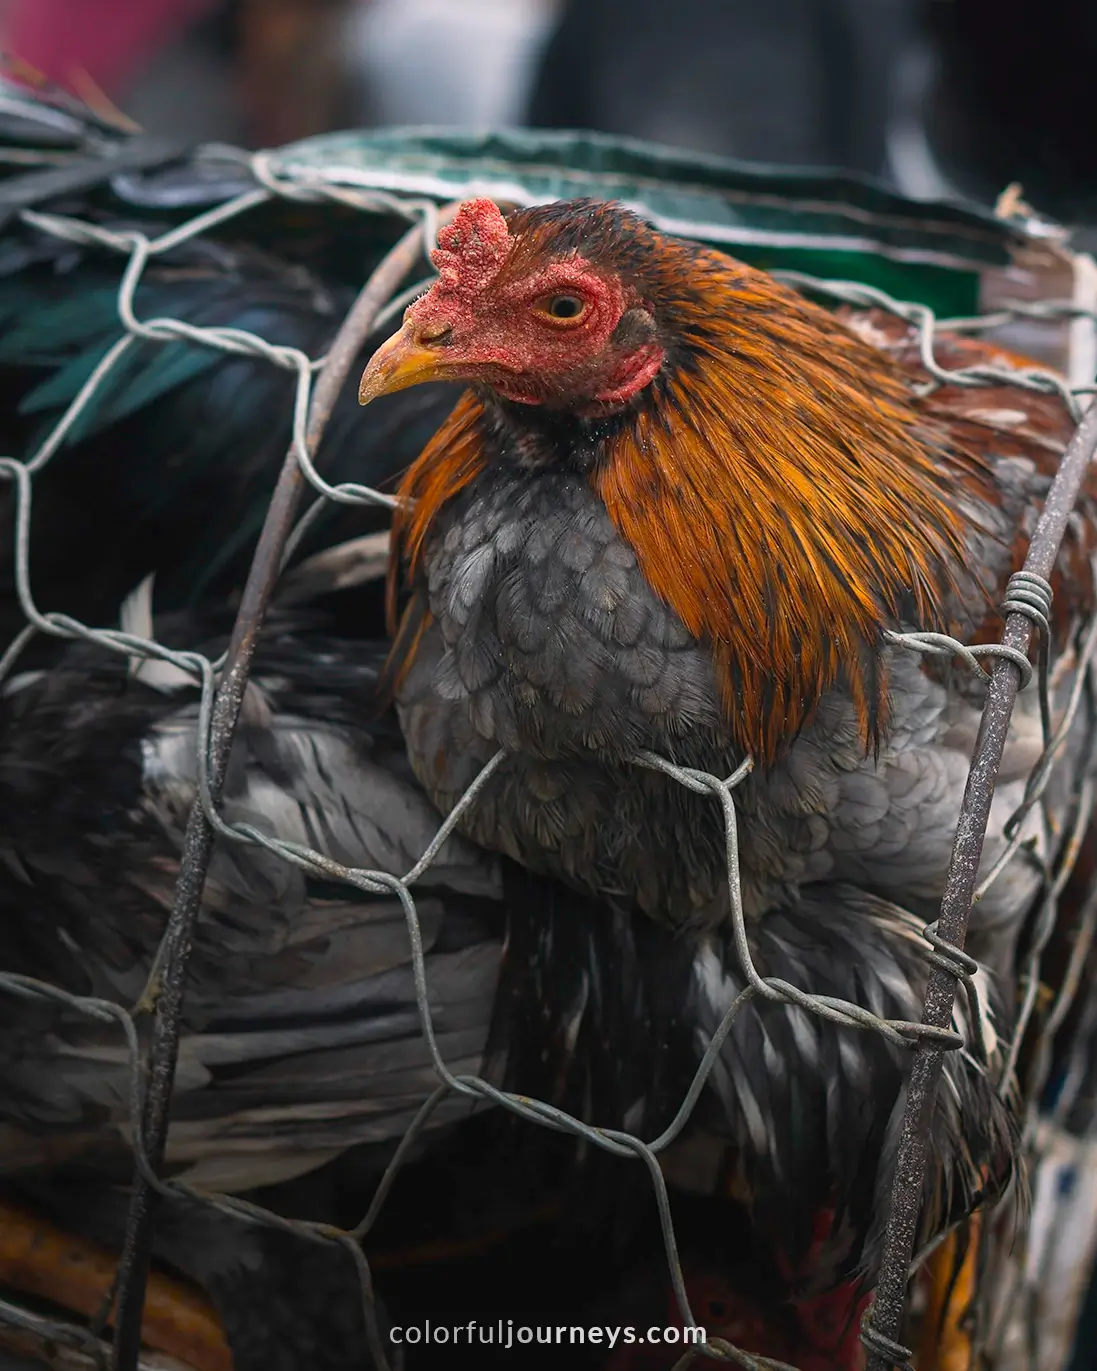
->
{"left": 0, "top": 146, "right": 1094, "bottom": 1371}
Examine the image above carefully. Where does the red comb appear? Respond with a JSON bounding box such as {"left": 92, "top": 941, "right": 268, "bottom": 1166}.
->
{"left": 430, "top": 198, "right": 510, "bottom": 299}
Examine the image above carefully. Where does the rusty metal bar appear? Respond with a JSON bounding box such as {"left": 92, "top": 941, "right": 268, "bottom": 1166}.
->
{"left": 110, "top": 218, "right": 433, "bottom": 1371}
{"left": 863, "top": 399, "right": 1097, "bottom": 1370}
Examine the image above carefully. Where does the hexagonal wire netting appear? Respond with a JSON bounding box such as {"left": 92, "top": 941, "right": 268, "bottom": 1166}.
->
{"left": 1, "top": 147, "right": 1097, "bottom": 1371}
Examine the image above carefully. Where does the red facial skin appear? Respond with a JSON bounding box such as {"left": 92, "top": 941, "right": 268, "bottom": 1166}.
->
{"left": 404, "top": 199, "right": 665, "bottom": 414}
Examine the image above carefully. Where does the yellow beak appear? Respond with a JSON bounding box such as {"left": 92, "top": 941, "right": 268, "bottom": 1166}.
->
{"left": 358, "top": 323, "right": 455, "bottom": 406}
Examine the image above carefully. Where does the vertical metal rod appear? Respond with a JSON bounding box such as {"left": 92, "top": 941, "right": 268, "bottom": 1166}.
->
{"left": 111, "top": 218, "right": 433, "bottom": 1371}
{"left": 864, "top": 400, "right": 1097, "bottom": 1369}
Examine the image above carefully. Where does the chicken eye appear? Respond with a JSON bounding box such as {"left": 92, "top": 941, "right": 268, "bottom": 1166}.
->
{"left": 538, "top": 293, "right": 589, "bottom": 324}
{"left": 549, "top": 295, "right": 583, "bottom": 318}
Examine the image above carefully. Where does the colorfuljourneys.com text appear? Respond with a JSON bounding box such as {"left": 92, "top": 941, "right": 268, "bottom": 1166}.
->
{"left": 388, "top": 1321, "right": 707, "bottom": 1350}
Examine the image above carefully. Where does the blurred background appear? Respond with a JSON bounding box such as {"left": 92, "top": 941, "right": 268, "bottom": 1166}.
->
{"left": 0, "top": 0, "right": 1095, "bottom": 235}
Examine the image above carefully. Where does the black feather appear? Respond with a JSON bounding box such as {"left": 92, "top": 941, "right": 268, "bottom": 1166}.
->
{"left": 0, "top": 109, "right": 461, "bottom": 650}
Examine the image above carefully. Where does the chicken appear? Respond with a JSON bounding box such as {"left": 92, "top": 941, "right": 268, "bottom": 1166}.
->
{"left": 358, "top": 195, "right": 1095, "bottom": 1361}
{"left": 0, "top": 606, "right": 500, "bottom": 1190}
{"left": 363, "top": 197, "right": 1086, "bottom": 944}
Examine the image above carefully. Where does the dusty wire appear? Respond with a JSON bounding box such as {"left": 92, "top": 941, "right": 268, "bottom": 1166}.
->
{"left": 110, "top": 207, "right": 448, "bottom": 1371}
{"left": 862, "top": 396, "right": 1097, "bottom": 1371}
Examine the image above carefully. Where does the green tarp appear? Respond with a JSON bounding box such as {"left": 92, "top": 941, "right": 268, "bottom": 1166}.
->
{"left": 276, "top": 127, "right": 1058, "bottom": 316}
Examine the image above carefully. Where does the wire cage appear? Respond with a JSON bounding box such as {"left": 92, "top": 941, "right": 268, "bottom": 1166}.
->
{"left": 1, "top": 81, "right": 1097, "bottom": 1371}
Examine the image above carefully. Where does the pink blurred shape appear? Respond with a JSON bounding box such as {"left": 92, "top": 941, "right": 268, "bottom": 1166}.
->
{"left": 3, "top": 0, "right": 217, "bottom": 95}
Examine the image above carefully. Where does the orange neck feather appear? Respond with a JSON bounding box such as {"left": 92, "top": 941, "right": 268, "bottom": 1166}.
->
{"left": 391, "top": 257, "right": 993, "bottom": 761}
{"left": 595, "top": 256, "right": 991, "bottom": 758}
{"left": 387, "top": 390, "right": 485, "bottom": 642}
